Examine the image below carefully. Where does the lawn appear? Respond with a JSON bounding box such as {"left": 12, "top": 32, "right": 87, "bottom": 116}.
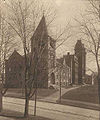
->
{"left": 5, "top": 88, "right": 58, "bottom": 99}
{"left": 62, "top": 85, "right": 99, "bottom": 104}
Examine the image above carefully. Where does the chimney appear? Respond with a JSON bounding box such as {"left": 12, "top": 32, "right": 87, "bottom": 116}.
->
{"left": 67, "top": 52, "right": 70, "bottom": 55}
{"left": 78, "top": 40, "right": 81, "bottom": 42}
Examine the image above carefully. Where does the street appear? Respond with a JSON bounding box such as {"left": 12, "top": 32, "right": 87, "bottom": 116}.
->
{"left": 3, "top": 97, "right": 100, "bottom": 120}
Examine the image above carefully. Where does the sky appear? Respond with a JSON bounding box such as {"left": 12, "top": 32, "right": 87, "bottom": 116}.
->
{"left": 2, "top": 0, "right": 98, "bottom": 73}
{"left": 55, "top": 0, "right": 86, "bottom": 22}
{"left": 53, "top": 0, "right": 97, "bottom": 73}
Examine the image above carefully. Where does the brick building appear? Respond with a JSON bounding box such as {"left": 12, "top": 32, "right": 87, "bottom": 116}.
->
{"left": 55, "top": 57, "right": 71, "bottom": 86}
{"left": 31, "top": 15, "right": 56, "bottom": 88}
{"left": 5, "top": 50, "right": 25, "bottom": 88}
{"left": 5, "top": 16, "right": 86, "bottom": 88}
{"left": 56, "top": 40, "right": 86, "bottom": 86}
{"left": 56, "top": 52, "right": 78, "bottom": 86}
{"left": 63, "top": 53, "right": 79, "bottom": 84}
{"left": 48, "top": 36, "right": 56, "bottom": 85}
{"left": 5, "top": 16, "right": 56, "bottom": 88}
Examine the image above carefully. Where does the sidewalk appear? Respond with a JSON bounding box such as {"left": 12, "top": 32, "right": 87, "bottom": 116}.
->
{"left": 0, "top": 116, "right": 14, "bottom": 120}
{"left": 3, "top": 97, "right": 99, "bottom": 120}
{"left": 39, "top": 86, "right": 80, "bottom": 103}
{"left": 4, "top": 86, "right": 81, "bottom": 103}
{"left": 4, "top": 85, "right": 99, "bottom": 112}
{"left": 57, "top": 98, "right": 100, "bottom": 111}
{"left": 38, "top": 85, "right": 100, "bottom": 111}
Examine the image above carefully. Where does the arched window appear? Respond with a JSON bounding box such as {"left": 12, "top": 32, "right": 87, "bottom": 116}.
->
{"left": 51, "top": 72, "right": 55, "bottom": 84}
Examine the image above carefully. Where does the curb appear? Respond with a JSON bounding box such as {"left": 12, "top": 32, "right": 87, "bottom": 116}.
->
{"left": 56, "top": 99, "right": 100, "bottom": 111}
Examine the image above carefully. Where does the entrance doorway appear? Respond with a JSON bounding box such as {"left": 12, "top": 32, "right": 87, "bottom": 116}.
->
{"left": 51, "top": 72, "right": 55, "bottom": 84}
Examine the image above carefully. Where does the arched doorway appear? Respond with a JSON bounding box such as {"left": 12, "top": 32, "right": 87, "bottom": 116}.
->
{"left": 51, "top": 72, "right": 55, "bottom": 84}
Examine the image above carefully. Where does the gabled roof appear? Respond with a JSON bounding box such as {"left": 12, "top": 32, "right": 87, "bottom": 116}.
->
{"left": 56, "top": 57, "right": 71, "bottom": 69}
{"left": 7, "top": 50, "right": 23, "bottom": 62}
{"left": 56, "top": 58, "right": 63, "bottom": 64}
{"left": 63, "top": 54, "right": 74, "bottom": 67}
{"left": 31, "top": 15, "right": 48, "bottom": 41}
{"left": 75, "top": 40, "right": 85, "bottom": 51}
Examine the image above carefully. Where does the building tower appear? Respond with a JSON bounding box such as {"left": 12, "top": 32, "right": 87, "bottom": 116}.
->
{"left": 31, "top": 15, "right": 48, "bottom": 88}
{"left": 63, "top": 52, "right": 78, "bottom": 85}
{"left": 75, "top": 40, "right": 86, "bottom": 84}
{"left": 31, "top": 15, "right": 56, "bottom": 88}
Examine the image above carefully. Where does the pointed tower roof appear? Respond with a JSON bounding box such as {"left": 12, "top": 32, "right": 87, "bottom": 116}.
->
{"left": 38, "top": 15, "right": 47, "bottom": 30}
{"left": 31, "top": 15, "right": 48, "bottom": 40}
{"left": 31, "top": 15, "right": 48, "bottom": 52}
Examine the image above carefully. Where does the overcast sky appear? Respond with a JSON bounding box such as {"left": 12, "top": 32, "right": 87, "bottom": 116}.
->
{"left": 52, "top": 0, "right": 97, "bottom": 73}
{"left": 2, "top": 0, "right": 97, "bottom": 73}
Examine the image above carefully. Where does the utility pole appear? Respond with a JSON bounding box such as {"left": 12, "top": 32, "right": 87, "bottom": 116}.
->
{"left": 59, "top": 66, "right": 62, "bottom": 103}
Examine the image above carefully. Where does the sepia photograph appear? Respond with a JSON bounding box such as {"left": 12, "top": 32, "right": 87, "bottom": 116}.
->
{"left": 0, "top": 0, "right": 100, "bottom": 119}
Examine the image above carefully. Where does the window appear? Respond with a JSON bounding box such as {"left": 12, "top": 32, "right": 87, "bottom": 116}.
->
{"left": 19, "top": 73, "right": 21, "bottom": 77}
{"left": 9, "top": 68, "right": 11, "bottom": 72}
{"left": 19, "top": 65, "right": 22, "bottom": 70}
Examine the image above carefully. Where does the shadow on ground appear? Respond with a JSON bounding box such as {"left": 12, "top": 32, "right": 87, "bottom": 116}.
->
{"left": 4, "top": 88, "right": 58, "bottom": 100}
{"left": 0, "top": 109, "right": 52, "bottom": 120}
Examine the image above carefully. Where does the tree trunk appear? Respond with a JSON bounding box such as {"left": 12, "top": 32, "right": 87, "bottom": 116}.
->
{"left": 34, "top": 88, "right": 37, "bottom": 116}
{"left": 97, "top": 68, "right": 100, "bottom": 105}
{"left": 24, "top": 48, "right": 29, "bottom": 118}
{"left": 24, "top": 95, "right": 29, "bottom": 118}
{"left": 59, "top": 68, "right": 62, "bottom": 103}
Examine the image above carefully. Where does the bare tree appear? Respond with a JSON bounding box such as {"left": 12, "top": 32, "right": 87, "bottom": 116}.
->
{"left": 0, "top": 2, "right": 18, "bottom": 96}
{"left": 74, "top": 0, "right": 100, "bottom": 103}
{"left": 2, "top": 0, "right": 56, "bottom": 117}
{"left": 2, "top": 0, "right": 72, "bottom": 118}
